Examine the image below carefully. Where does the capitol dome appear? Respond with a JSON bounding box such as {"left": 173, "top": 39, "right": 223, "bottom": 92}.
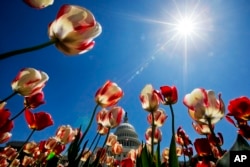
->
{"left": 114, "top": 112, "right": 141, "bottom": 158}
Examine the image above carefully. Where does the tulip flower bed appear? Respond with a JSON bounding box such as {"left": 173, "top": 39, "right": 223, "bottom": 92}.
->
{"left": 0, "top": 1, "right": 250, "bottom": 167}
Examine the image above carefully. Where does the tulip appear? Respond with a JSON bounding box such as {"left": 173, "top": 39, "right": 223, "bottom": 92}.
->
{"left": 106, "top": 133, "right": 117, "bottom": 147}
{"left": 192, "top": 122, "right": 212, "bottom": 135}
{"left": 145, "top": 126, "right": 162, "bottom": 145}
{"left": 140, "top": 84, "right": 160, "bottom": 112}
{"left": 196, "top": 160, "right": 216, "bottom": 167}
{"left": 183, "top": 88, "right": 225, "bottom": 125}
{"left": 105, "top": 156, "right": 114, "bottom": 166}
{"left": 23, "top": 0, "right": 54, "bottom": 9}
{"left": 24, "top": 109, "right": 53, "bottom": 130}
{"left": 55, "top": 125, "right": 78, "bottom": 144}
{"left": 0, "top": 157, "right": 8, "bottom": 167}
{"left": 9, "top": 159, "right": 20, "bottom": 167}
{"left": 95, "top": 148, "right": 106, "bottom": 164}
{"left": 227, "top": 96, "right": 250, "bottom": 122}
{"left": 147, "top": 108, "right": 167, "bottom": 127}
{"left": 0, "top": 146, "right": 19, "bottom": 161}
{"left": 160, "top": 85, "right": 178, "bottom": 105}
{"left": 0, "top": 103, "right": 14, "bottom": 144}
{"left": 11, "top": 68, "right": 49, "bottom": 97}
{"left": 23, "top": 141, "right": 38, "bottom": 154}
{"left": 102, "top": 106, "right": 125, "bottom": 129}
{"left": 0, "top": 132, "right": 12, "bottom": 144}
{"left": 194, "top": 138, "right": 212, "bottom": 157}
{"left": 45, "top": 137, "right": 65, "bottom": 154}
{"left": 111, "top": 142, "right": 123, "bottom": 155}
{"left": 48, "top": 4, "right": 102, "bottom": 55}
{"left": 24, "top": 92, "right": 45, "bottom": 109}
{"left": 22, "top": 156, "right": 35, "bottom": 167}
{"left": 126, "top": 149, "right": 137, "bottom": 163}
{"left": 97, "top": 124, "right": 109, "bottom": 135}
{"left": 175, "top": 126, "right": 192, "bottom": 146}
{"left": 162, "top": 147, "right": 170, "bottom": 163}
{"left": 81, "top": 150, "right": 92, "bottom": 162}
{"left": 120, "top": 158, "right": 134, "bottom": 167}
{"left": 96, "top": 108, "right": 108, "bottom": 124}
{"left": 95, "top": 80, "right": 124, "bottom": 107}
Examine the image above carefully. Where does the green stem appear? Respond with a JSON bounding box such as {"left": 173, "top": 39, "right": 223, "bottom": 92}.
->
{"left": 169, "top": 104, "right": 179, "bottom": 167}
{"left": 169, "top": 104, "right": 175, "bottom": 136}
{"left": 0, "top": 39, "right": 57, "bottom": 60}
{"left": 93, "top": 134, "right": 102, "bottom": 153}
{"left": 89, "top": 133, "right": 99, "bottom": 151}
{"left": 82, "top": 104, "right": 99, "bottom": 139}
{"left": 0, "top": 92, "right": 18, "bottom": 104}
{"left": 102, "top": 128, "right": 110, "bottom": 148}
{"left": 92, "top": 128, "right": 110, "bottom": 167}
{"left": 10, "top": 107, "right": 26, "bottom": 121}
{"left": 151, "top": 111, "right": 155, "bottom": 157}
{"left": 182, "top": 145, "right": 187, "bottom": 167}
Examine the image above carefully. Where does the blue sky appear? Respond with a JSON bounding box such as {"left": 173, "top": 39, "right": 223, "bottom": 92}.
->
{"left": 0, "top": 0, "right": 250, "bottom": 154}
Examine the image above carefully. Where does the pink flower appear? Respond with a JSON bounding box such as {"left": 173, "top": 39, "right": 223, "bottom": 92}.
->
{"left": 48, "top": 4, "right": 102, "bottom": 55}
{"left": 11, "top": 68, "right": 49, "bottom": 97}
{"left": 23, "top": 0, "right": 54, "bottom": 9}
{"left": 95, "top": 80, "right": 124, "bottom": 107}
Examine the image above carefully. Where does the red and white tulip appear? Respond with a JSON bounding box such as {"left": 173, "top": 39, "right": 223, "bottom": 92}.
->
{"left": 48, "top": 4, "right": 102, "bottom": 55}
{"left": 11, "top": 68, "right": 49, "bottom": 97}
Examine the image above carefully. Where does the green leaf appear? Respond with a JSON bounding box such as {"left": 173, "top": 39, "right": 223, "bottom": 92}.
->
{"left": 155, "top": 142, "right": 161, "bottom": 167}
{"left": 46, "top": 152, "right": 55, "bottom": 160}
{"left": 67, "top": 125, "right": 84, "bottom": 166}
{"left": 169, "top": 135, "right": 179, "bottom": 167}
{"left": 141, "top": 144, "right": 152, "bottom": 167}
{"left": 216, "top": 134, "right": 250, "bottom": 167}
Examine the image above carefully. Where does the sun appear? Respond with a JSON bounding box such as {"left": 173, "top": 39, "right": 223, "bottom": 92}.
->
{"left": 176, "top": 17, "right": 196, "bottom": 36}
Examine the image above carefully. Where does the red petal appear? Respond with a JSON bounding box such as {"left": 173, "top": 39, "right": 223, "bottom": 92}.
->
{"left": 34, "top": 112, "right": 54, "bottom": 130}
{"left": 56, "top": 5, "right": 71, "bottom": 19}
{"left": 25, "top": 109, "right": 36, "bottom": 129}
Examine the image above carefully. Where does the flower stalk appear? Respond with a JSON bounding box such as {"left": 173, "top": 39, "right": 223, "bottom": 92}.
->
{"left": 82, "top": 104, "right": 99, "bottom": 139}
{"left": 10, "top": 107, "right": 26, "bottom": 121}
{"left": 151, "top": 111, "right": 155, "bottom": 157}
{"left": 169, "top": 104, "right": 179, "bottom": 167}
{"left": 207, "top": 117, "right": 223, "bottom": 156}
{"left": 0, "top": 92, "right": 18, "bottom": 104}
{"left": 0, "top": 39, "right": 57, "bottom": 60}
